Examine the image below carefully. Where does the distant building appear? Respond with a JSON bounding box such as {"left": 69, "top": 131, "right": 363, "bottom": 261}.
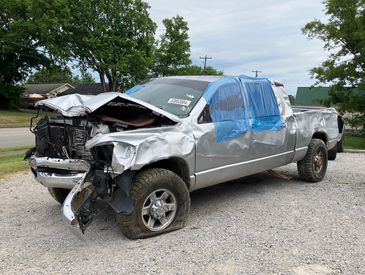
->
{"left": 20, "top": 83, "right": 74, "bottom": 108}
{"left": 295, "top": 87, "right": 331, "bottom": 106}
{"left": 61, "top": 83, "right": 107, "bottom": 96}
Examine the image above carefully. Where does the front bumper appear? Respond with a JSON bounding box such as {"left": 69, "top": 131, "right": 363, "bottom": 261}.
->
{"left": 28, "top": 155, "right": 90, "bottom": 189}
{"left": 27, "top": 155, "right": 94, "bottom": 231}
{"left": 62, "top": 174, "right": 94, "bottom": 230}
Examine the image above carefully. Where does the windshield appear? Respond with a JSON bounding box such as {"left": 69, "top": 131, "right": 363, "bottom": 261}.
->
{"left": 127, "top": 78, "right": 209, "bottom": 117}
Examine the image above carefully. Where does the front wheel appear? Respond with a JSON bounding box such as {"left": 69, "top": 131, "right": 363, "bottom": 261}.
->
{"left": 116, "top": 168, "right": 190, "bottom": 239}
{"left": 297, "top": 139, "right": 328, "bottom": 182}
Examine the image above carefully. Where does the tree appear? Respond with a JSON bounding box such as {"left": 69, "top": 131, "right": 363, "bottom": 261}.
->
{"left": 175, "top": 65, "right": 223, "bottom": 76}
{"left": 72, "top": 73, "right": 96, "bottom": 85}
{"left": 303, "top": 0, "right": 365, "bottom": 132}
{"left": 0, "top": 83, "right": 24, "bottom": 109}
{"left": 27, "top": 66, "right": 74, "bottom": 84}
{"left": 27, "top": 65, "right": 95, "bottom": 85}
{"left": 288, "top": 95, "right": 295, "bottom": 105}
{"left": 154, "top": 15, "right": 191, "bottom": 76}
{"left": 38, "top": 0, "right": 156, "bottom": 92}
{"left": 0, "top": 0, "right": 53, "bottom": 108}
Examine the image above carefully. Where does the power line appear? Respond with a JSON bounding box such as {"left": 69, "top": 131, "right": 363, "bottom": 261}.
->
{"left": 252, "top": 70, "right": 262, "bottom": 77}
{"left": 199, "top": 55, "right": 212, "bottom": 70}
{"left": 0, "top": 39, "right": 80, "bottom": 63}
{"left": 1, "top": 39, "right": 48, "bottom": 55}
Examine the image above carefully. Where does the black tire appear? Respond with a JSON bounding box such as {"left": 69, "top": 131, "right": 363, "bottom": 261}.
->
{"left": 47, "top": 188, "right": 70, "bottom": 204}
{"left": 337, "top": 134, "right": 344, "bottom": 153}
{"left": 328, "top": 146, "right": 337, "bottom": 161}
{"left": 297, "top": 138, "right": 328, "bottom": 182}
{"left": 116, "top": 168, "right": 190, "bottom": 239}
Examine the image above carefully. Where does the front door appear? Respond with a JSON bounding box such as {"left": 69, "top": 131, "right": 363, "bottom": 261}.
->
{"left": 193, "top": 77, "right": 252, "bottom": 189}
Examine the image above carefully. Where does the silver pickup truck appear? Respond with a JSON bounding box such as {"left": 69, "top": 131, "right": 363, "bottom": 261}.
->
{"left": 25, "top": 75, "right": 342, "bottom": 239}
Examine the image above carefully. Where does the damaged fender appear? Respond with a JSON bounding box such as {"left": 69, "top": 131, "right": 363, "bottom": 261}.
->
{"left": 85, "top": 124, "right": 195, "bottom": 175}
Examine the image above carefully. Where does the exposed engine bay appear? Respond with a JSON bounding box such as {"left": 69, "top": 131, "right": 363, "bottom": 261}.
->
{"left": 33, "top": 98, "right": 176, "bottom": 160}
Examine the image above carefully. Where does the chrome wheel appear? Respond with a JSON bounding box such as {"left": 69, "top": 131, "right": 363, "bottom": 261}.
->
{"left": 313, "top": 149, "right": 324, "bottom": 173}
{"left": 141, "top": 189, "right": 177, "bottom": 231}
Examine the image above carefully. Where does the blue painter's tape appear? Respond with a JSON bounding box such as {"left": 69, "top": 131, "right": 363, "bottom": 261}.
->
{"left": 203, "top": 77, "right": 249, "bottom": 142}
{"left": 125, "top": 84, "right": 142, "bottom": 95}
{"left": 239, "top": 75, "right": 285, "bottom": 132}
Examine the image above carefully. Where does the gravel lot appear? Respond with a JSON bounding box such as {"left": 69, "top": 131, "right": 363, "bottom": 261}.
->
{"left": 0, "top": 153, "right": 364, "bottom": 275}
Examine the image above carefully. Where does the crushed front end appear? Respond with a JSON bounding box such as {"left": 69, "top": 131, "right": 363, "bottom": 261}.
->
{"left": 26, "top": 115, "right": 99, "bottom": 232}
{"left": 25, "top": 93, "right": 180, "bottom": 233}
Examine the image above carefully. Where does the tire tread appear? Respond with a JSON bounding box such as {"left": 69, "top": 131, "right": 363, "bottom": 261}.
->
{"left": 297, "top": 139, "right": 328, "bottom": 182}
{"left": 116, "top": 168, "right": 190, "bottom": 239}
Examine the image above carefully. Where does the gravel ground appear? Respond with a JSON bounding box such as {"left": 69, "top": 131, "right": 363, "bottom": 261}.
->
{"left": 0, "top": 153, "right": 364, "bottom": 275}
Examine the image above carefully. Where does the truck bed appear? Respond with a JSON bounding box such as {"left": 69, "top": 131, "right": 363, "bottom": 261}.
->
{"left": 292, "top": 105, "right": 330, "bottom": 113}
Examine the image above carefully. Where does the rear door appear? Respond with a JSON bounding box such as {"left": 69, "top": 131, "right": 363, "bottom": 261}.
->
{"left": 238, "top": 76, "right": 296, "bottom": 161}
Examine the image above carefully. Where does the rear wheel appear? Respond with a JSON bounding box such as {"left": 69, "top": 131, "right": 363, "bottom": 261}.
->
{"left": 48, "top": 188, "right": 69, "bottom": 204}
{"left": 337, "top": 134, "right": 344, "bottom": 153}
{"left": 297, "top": 139, "right": 328, "bottom": 182}
{"left": 116, "top": 168, "right": 190, "bottom": 239}
{"left": 328, "top": 146, "right": 337, "bottom": 161}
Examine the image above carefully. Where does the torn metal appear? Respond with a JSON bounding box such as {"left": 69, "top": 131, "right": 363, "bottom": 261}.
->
{"left": 36, "top": 92, "right": 180, "bottom": 122}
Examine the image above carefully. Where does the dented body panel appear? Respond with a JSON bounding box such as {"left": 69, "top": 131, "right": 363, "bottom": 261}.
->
{"left": 26, "top": 76, "right": 341, "bottom": 232}
{"left": 84, "top": 121, "right": 196, "bottom": 176}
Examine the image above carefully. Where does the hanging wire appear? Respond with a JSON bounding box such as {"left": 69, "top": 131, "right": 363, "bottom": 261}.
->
{"left": 0, "top": 38, "right": 81, "bottom": 62}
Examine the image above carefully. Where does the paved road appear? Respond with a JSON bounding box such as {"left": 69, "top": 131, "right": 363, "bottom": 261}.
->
{"left": 0, "top": 153, "right": 364, "bottom": 274}
{"left": 0, "top": 127, "right": 34, "bottom": 147}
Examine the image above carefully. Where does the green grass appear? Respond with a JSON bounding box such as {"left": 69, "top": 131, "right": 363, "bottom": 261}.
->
{"left": 0, "top": 110, "right": 40, "bottom": 128}
{"left": 0, "top": 154, "right": 29, "bottom": 178}
{"left": 0, "top": 145, "right": 32, "bottom": 153}
{"left": 344, "top": 135, "right": 365, "bottom": 150}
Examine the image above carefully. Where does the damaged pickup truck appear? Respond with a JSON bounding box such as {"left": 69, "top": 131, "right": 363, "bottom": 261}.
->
{"left": 25, "top": 75, "right": 342, "bottom": 239}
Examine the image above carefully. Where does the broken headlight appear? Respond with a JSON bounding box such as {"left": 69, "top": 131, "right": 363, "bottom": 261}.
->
{"left": 91, "top": 145, "right": 114, "bottom": 166}
{"left": 112, "top": 144, "right": 136, "bottom": 168}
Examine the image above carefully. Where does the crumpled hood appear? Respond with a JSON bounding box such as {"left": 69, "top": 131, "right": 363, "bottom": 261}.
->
{"left": 36, "top": 92, "right": 180, "bottom": 122}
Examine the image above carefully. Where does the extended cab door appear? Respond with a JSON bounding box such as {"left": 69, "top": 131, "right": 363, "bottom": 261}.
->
{"left": 239, "top": 78, "right": 296, "bottom": 163}
{"left": 192, "top": 77, "right": 296, "bottom": 190}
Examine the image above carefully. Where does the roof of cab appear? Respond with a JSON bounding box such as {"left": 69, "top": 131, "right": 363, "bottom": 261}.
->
{"left": 164, "top": 75, "right": 224, "bottom": 82}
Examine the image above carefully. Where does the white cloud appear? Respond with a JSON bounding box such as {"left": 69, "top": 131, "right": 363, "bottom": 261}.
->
{"left": 148, "top": 0, "right": 329, "bottom": 95}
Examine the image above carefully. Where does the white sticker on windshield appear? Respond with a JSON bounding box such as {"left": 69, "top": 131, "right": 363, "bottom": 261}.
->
{"left": 168, "top": 98, "right": 191, "bottom": 106}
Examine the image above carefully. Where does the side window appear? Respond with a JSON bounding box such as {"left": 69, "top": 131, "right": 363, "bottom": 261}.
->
{"left": 198, "top": 105, "right": 212, "bottom": 124}
{"left": 242, "top": 80, "right": 284, "bottom": 131}
{"left": 207, "top": 82, "right": 249, "bottom": 142}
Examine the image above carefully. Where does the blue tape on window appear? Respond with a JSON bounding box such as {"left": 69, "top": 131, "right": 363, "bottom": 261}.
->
{"left": 212, "top": 120, "right": 249, "bottom": 142}
{"left": 239, "top": 74, "right": 272, "bottom": 83}
{"left": 204, "top": 77, "right": 249, "bottom": 142}
{"left": 239, "top": 75, "right": 285, "bottom": 132}
{"left": 125, "top": 84, "right": 142, "bottom": 95}
{"left": 251, "top": 115, "right": 284, "bottom": 132}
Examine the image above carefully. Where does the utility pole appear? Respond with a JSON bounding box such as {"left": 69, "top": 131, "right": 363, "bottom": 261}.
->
{"left": 252, "top": 70, "right": 262, "bottom": 77}
{"left": 200, "top": 55, "right": 212, "bottom": 70}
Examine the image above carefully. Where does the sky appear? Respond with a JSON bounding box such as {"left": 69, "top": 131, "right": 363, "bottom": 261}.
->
{"left": 146, "top": 0, "right": 328, "bottom": 95}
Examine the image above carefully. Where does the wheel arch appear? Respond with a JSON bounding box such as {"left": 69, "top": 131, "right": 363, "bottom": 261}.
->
{"left": 312, "top": 131, "right": 328, "bottom": 146}
{"left": 140, "top": 157, "right": 191, "bottom": 188}
{"left": 338, "top": 116, "right": 344, "bottom": 133}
